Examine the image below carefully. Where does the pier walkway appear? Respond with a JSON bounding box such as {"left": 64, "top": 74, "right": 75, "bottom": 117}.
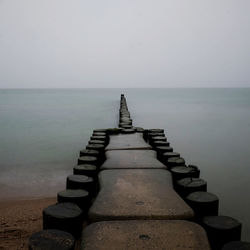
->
{"left": 32, "top": 94, "right": 243, "bottom": 250}
{"left": 81, "top": 95, "right": 210, "bottom": 249}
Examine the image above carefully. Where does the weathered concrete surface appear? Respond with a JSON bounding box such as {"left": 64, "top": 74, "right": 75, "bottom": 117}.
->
{"left": 105, "top": 133, "right": 151, "bottom": 151}
{"left": 81, "top": 220, "right": 210, "bottom": 250}
{"left": 88, "top": 169, "right": 194, "bottom": 222}
{"left": 101, "top": 150, "right": 166, "bottom": 170}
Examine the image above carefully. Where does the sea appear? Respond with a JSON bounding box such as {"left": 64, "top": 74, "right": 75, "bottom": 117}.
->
{"left": 0, "top": 88, "right": 250, "bottom": 240}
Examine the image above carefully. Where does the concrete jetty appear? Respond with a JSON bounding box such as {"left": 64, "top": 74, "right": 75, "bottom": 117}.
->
{"left": 30, "top": 94, "right": 245, "bottom": 250}
{"left": 81, "top": 220, "right": 210, "bottom": 250}
{"left": 85, "top": 94, "right": 209, "bottom": 249}
{"left": 88, "top": 169, "right": 194, "bottom": 222}
{"left": 101, "top": 149, "right": 166, "bottom": 170}
{"left": 106, "top": 132, "right": 151, "bottom": 150}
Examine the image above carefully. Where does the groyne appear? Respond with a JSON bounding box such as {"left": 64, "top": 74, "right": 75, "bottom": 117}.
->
{"left": 29, "top": 95, "right": 247, "bottom": 250}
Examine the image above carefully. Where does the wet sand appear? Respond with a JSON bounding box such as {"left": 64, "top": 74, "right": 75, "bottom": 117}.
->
{"left": 0, "top": 197, "right": 56, "bottom": 250}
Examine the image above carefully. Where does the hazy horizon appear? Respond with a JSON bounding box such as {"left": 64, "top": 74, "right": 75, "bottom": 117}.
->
{"left": 1, "top": 0, "right": 250, "bottom": 88}
{"left": 1, "top": 86, "right": 250, "bottom": 89}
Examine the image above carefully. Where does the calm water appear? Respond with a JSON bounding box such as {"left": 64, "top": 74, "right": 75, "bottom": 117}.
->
{"left": 0, "top": 88, "right": 250, "bottom": 240}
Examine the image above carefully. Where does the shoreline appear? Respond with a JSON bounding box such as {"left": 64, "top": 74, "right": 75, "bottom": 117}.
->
{"left": 0, "top": 196, "right": 56, "bottom": 250}
{"left": 0, "top": 195, "right": 56, "bottom": 202}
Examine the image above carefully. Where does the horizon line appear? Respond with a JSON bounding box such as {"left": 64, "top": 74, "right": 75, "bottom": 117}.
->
{"left": 1, "top": 86, "right": 250, "bottom": 90}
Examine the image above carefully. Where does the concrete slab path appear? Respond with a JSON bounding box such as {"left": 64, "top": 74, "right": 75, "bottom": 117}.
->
{"left": 88, "top": 169, "right": 194, "bottom": 222}
{"left": 101, "top": 149, "right": 166, "bottom": 170}
{"left": 105, "top": 133, "right": 151, "bottom": 150}
{"left": 81, "top": 220, "right": 210, "bottom": 250}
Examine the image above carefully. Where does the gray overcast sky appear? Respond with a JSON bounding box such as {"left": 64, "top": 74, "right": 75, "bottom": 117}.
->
{"left": 0, "top": 0, "right": 250, "bottom": 88}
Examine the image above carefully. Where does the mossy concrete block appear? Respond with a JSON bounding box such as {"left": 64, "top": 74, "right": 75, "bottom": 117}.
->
{"left": 86, "top": 144, "right": 105, "bottom": 153}
{"left": 79, "top": 149, "right": 99, "bottom": 158}
{"left": 106, "top": 128, "right": 122, "bottom": 135}
{"left": 134, "top": 127, "right": 144, "bottom": 133}
{"left": 78, "top": 156, "right": 98, "bottom": 166}
{"left": 92, "top": 132, "right": 106, "bottom": 137}
{"left": 166, "top": 157, "right": 185, "bottom": 168}
{"left": 148, "top": 132, "right": 165, "bottom": 138}
{"left": 188, "top": 165, "right": 200, "bottom": 177}
{"left": 90, "top": 135, "right": 106, "bottom": 141}
{"left": 66, "top": 175, "right": 95, "bottom": 195}
{"left": 148, "top": 129, "right": 164, "bottom": 133}
{"left": 152, "top": 141, "right": 170, "bottom": 147}
{"left": 120, "top": 111, "right": 130, "bottom": 116}
{"left": 93, "top": 129, "right": 107, "bottom": 133}
{"left": 151, "top": 136, "right": 167, "bottom": 141}
{"left": 176, "top": 177, "right": 207, "bottom": 197}
{"left": 163, "top": 152, "right": 180, "bottom": 160}
{"left": 120, "top": 117, "right": 132, "bottom": 122}
{"left": 57, "top": 189, "right": 90, "bottom": 211}
{"left": 186, "top": 191, "right": 219, "bottom": 217}
{"left": 88, "top": 140, "right": 105, "bottom": 145}
{"left": 222, "top": 241, "right": 250, "bottom": 250}
{"left": 155, "top": 146, "right": 173, "bottom": 158}
{"left": 202, "top": 216, "right": 242, "bottom": 250}
{"left": 29, "top": 229, "right": 75, "bottom": 250}
{"left": 43, "top": 203, "right": 83, "bottom": 238}
{"left": 106, "top": 133, "right": 151, "bottom": 151}
{"left": 120, "top": 120, "right": 132, "bottom": 125}
{"left": 81, "top": 220, "right": 210, "bottom": 250}
{"left": 101, "top": 150, "right": 166, "bottom": 170}
{"left": 119, "top": 124, "right": 132, "bottom": 129}
{"left": 119, "top": 121, "right": 132, "bottom": 126}
{"left": 171, "top": 166, "right": 200, "bottom": 180}
{"left": 88, "top": 169, "right": 194, "bottom": 222}
{"left": 73, "top": 164, "right": 97, "bottom": 177}
{"left": 121, "top": 128, "right": 136, "bottom": 134}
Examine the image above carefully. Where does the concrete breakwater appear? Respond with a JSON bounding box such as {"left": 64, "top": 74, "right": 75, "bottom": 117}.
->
{"left": 29, "top": 95, "right": 247, "bottom": 250}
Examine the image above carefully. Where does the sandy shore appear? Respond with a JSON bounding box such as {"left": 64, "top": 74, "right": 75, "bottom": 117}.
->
{"left": 0, "top": 197, "right": 56, "bottom": 250}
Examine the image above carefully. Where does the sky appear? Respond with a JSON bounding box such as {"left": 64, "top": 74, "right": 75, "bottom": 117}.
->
{"left": 0, "top": 0, "right": 250, "bottom": 88}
